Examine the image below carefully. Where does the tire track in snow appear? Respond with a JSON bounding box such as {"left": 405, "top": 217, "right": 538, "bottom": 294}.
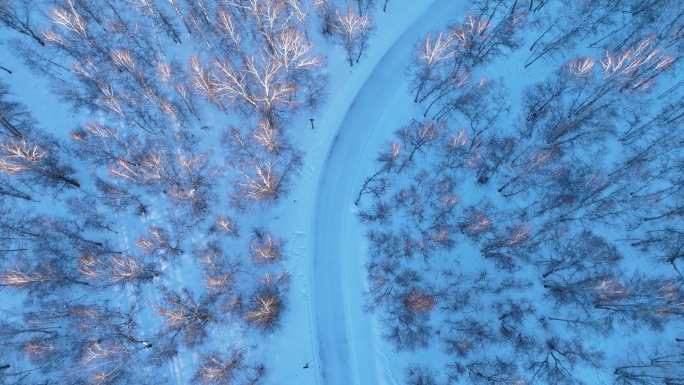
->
{"left": 311, "top": 2, "right": 464, "bottom": 385}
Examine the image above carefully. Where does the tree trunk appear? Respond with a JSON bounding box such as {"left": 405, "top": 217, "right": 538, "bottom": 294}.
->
{"left": 0, "top": 112, "right": 24, "bottom": 138}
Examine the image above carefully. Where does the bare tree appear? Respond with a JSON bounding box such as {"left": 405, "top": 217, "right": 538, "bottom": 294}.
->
{"left": 193, "top": 349, "right": 265, "bottom": 385}
{"left": 331, "top": 7, "right": 372, "bottom": 66}
{"left": 244, "top": 273, "right": 289, "bottom": 330}
{"left": 406, "top": 366, "right": 442, "bottom": 385}
{"left": 137, "top": 226, "right": 182, "bottom": 259}
{"left": 411, "top": 1, "right": 527, "bottom": 116}
{"left": 78, "top": 251, "right": 159, "bottom": 287}
{"left": 249, "top": 228, "right": 284, "bottom": 263}
{"left": 0, "top": 0, "right": 45, "bottom": 46}
{"left": 525, "top": 337, "right": 604, "bottom": 385}
{"left": 223, "top": 125, "right": 302, "bottom": 208}
{"left": 158, "top": 287, "right": 215, "bottom": 347}
{"left": 614, "top": 348, "right": 684, "bottom": 385}
{"left": 0, "top": 81, "right": 79, "bottom": 191}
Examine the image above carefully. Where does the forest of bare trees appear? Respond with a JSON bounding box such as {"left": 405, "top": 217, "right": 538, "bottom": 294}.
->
{"left": 2, "top": 0, "right": 683, "bottom": 384}
{"left": 0, "top": 0, "right": 363, "bottom": 383}
{"left": 359, "top": 0, "right": 684, "bottom": 384}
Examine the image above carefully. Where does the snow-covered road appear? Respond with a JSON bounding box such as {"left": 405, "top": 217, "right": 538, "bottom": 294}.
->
{"left": 311, "top": 2, "right": 464, "bottom": 384}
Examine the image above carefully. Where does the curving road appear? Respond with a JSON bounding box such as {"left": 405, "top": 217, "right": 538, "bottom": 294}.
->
{"left": 311, "top": 2, "right": 465, "bottom": 385}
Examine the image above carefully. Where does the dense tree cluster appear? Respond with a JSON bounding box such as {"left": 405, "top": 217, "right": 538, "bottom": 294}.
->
{"left": 359, "top": 0, "right": 684, "bottom": 384}
{"left": 0, "top": 0, "right": 330, "bottom": 383}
